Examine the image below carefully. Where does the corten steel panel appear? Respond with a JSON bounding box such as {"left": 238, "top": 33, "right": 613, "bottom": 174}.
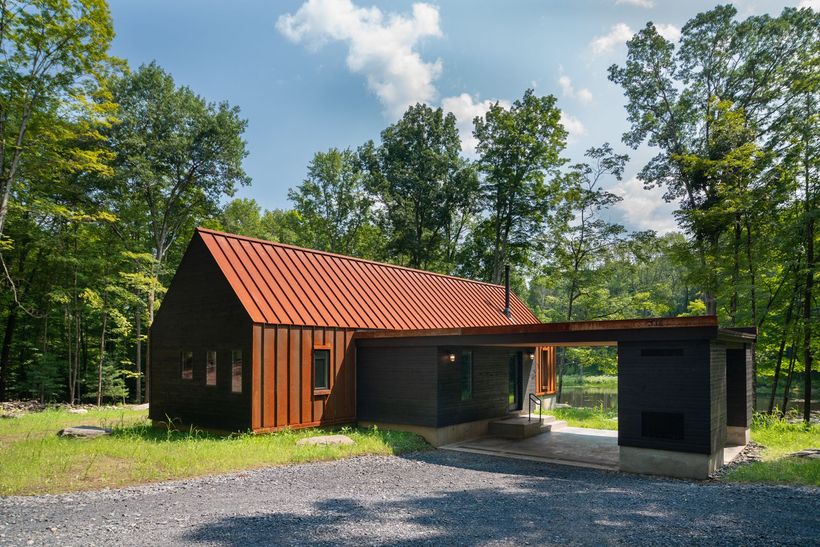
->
{"left": 289, "top": 329, "right": 301, "bottom": 424}
{"left": 263, "top": 327, "right": 276, "bottom": 429}
{"left": 276, "top": 326, "right": 288, "bottom": 426}
{"left": 196, "top": 228, "right": 538, "bottom": 329}
{"left": 301, "top": 328, "right": 313, "bottom": 424}
{"left": 252, "top": 325, "right": 262, "bottom": 430}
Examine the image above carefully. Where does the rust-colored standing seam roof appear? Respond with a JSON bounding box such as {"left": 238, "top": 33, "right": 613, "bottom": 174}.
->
{"left": 196, "top": 227, "right": 540, "bottom": 329}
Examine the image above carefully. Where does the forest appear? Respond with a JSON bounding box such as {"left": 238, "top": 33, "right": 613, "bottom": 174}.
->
{"left": 0, "top": 1, "right": 817, "bottom": 422}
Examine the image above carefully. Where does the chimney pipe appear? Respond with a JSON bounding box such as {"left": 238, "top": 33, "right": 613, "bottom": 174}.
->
{"left": 503, "top": 264, "right": 511, "bottom": 318}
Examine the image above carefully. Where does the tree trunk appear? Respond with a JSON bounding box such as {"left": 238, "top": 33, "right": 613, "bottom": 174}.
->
{"left": 729, "top": 216, "right": 741, "bottom": 326}
{"left": 782, "top": 348, "right": 798, "bottom": 414}
{"left": 96, "top": 309, "right": 107, "bottom": 406}
{"left": 0, "top": 308, "right": 17, "bottom": 401}
{"left": 135, "top": 306, "right": 142, "bottom": 404}
{"left": 803, "top": 201, "right": 814, "bottom": 424}
{"left": 768, "top": 297, "right": 795, "bottom": 415}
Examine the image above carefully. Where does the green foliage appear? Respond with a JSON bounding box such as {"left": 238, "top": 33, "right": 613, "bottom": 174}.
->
{"left": 546, "top": 405, "right": 619, "bottom": 430}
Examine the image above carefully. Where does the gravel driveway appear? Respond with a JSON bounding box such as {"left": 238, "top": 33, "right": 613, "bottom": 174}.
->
{"left": 0, "top": 451, "right": 817, "bottom": 546}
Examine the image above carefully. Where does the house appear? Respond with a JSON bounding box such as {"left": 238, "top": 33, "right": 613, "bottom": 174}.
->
{"left": 150, "top": 228, "right": 755, "bottom": 479}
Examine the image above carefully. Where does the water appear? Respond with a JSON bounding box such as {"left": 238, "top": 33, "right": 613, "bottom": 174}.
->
{"left": 558, "top": 385, "right": 818, "bottom": 413}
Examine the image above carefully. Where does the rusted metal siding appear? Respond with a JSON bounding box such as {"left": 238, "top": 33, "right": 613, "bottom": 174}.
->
{"left": 252, "top": 325, "right": 356, "bottom": 432}
{"left": 196, "top": 228, "right": 538, "bottom": 329}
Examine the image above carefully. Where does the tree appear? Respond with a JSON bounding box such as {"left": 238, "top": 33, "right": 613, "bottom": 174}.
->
{"left": 0, "top": 0, "right": 115, "bottom": 239}
{"left": 472, "top": 89, "right": 567, "bottom": 283}
{"left": 104, "top": 62, "right": 249, "bottom": 399}
{"left": 288, "top": 148, "right": 375, "bottom": 256}
{"left": 363, "top": 103, "right": 478, "bottom": 271}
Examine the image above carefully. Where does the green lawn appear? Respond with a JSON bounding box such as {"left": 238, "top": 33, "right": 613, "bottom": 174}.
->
{"left": 546, "top": 405, "right": 819, "bottom": 486}
{"left": 0, "top": 407, "right": 429, "bottom": 496}
{"left": 560, "top": 375, "right": 618, "bottom": 389}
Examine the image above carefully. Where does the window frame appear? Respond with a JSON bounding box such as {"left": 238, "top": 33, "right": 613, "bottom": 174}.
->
{"left": 205, "top": 350, "right": 217, "bottom": 387}
{"left": 181, "top": 351, "right": 193, "bottom": 380}
{"left": 459, "top": 350, "right": 473, "bottom": 401}
{"left": 230, "top": 349, "right": 243, "bottom": 394}
{"left": 313, "top": 345, "right": 332, "bottom": 394}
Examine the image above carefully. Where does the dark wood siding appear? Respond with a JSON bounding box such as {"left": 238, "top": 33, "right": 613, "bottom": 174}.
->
{"left": 709, "top": 342, "right": 728, "bottom": 453}
{"left": 437, "top": 348, "right": 532, "bottom": 427}
{"left": 356, "top": 346, "right": 438, "bottom": 426}
{"left": 253, "top": 325, "right": 356, "bottom": 431}
{"left": 726, "top": 345, "right": 752, "bottom": 429}
{"left": 149, "top": 235, "right": 253, "bottom": 430}
{"left": 618, "top": 340, "right": 712, "bottom": 454}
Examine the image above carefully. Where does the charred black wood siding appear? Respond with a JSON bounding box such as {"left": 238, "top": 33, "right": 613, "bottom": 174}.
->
{"left": 618, "top": 340, "right": 713, "bottom": 454}
{"left": 356, "top": 346, "right": 437, "bottom": 426}
{"left": 709, "top": 342, "right": 728, "bottom": 453}
{"left": 436, "top": 348, "right": 533, "bottom": 427}
{"left": 149, "top": 235, "right": 253, "bottom": 430}
{"left": 726, "top": 345, "right": 752, "bottom": 428}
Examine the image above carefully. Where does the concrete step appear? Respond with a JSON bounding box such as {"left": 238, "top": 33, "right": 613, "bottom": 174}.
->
{"left": 488, "top": 415, "right": 567, "bottom": 439}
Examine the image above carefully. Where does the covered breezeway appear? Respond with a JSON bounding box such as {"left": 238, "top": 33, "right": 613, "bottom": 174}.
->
{"left": 355, "top": 316, "right": 756, "bottom": 479}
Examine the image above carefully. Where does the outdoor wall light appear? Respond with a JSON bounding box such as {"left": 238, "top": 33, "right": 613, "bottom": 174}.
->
{"left": 528, "top": 352, "right": 535, "bottom": 361}
{"left": 448, "top": 352, "right": 456, "bottom": 363}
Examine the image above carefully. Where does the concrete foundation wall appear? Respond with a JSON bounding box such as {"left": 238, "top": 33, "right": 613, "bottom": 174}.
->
{"left": 359, "top": 416, "right": 500, "bottom": 447}
{"left": 619, "top": 446, "right": 725, "bottom": 480}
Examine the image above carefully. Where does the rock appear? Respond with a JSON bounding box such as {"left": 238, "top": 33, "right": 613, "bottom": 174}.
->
{"left": 1, "top": 413, "right": 22, "bottom": 419}
{"left": 58, "top": 426, "right": 112, "bottom": 438}
{"left": 130, "top": 403, "right": 150, "bottom": 411}
{"left": 68, "top": 408, "right": 88, "bottom": 414}
{"left": 554, "top": 403, "right": 572, "bottom": 409}
{"left": 296, "top": 434, "right": 355, "bottom": 447}
{"left": 789, "top": 448, "right": 820, "bottom": 459}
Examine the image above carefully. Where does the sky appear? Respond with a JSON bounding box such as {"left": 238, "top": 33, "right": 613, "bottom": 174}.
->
{"left": 108, "top": 0, "right": 815, "bottom": 234}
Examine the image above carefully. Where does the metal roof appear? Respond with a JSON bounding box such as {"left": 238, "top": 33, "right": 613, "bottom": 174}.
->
{"left": 196, "top": 227, "right": 539, "bottom": 329}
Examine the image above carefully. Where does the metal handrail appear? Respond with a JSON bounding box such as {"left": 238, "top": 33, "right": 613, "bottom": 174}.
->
{"left": 528, "top": 393, "right": 543, "bottom": 424}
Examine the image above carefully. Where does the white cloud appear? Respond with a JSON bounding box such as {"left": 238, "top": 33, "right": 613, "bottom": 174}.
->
{"left": 559, "top": 112, "right": 587, "bottom": 142}
{"left": 611, "top": 177, "right": 678, "bottom": 234}
{"left": 797, "top": 0, "right": 819, "bottom": 10}
{"left": 276, "top": 0, "right": 443, "bottom": 117}
{"left": 615, "top": 0, "right": 654, "bottom": 7}
{"left": 589, "top": 23, "right": 634, "bottom": 54}
{"left": 558, "top": 75, "right": 593, "bottom": 104}
{"left": 441, "top": 93, "right": 510, "bottom": 156}
{"left": 655, "top": 23, "right": 681, "bottom": 43}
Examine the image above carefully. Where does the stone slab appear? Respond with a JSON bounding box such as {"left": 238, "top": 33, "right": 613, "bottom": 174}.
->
{"left": 58, "top": 426, "right": 111, "bottom": 438}
{"left": 296, "top": 434, "right": 355, "bottom": 446}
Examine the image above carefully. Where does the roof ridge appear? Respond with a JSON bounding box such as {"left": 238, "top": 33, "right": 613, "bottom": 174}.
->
{"left": 196, "top": 227, "right": 509, "bottom": 290}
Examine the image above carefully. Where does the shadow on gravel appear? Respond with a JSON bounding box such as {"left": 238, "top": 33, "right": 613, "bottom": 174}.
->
{"left": 181, "top": 452, "right": 819, "bottom": 546}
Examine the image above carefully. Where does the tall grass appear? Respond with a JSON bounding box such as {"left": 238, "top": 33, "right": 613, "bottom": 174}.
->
{"left": 547, "top": 404, "right": 618, "bottom": 430}
{"left": 723, "top": 411, "right": 819, "bottom": 486}
{"left": 0, "top": 408, "right": 428, "bottom": 496}
{"left": 560, "top": 375, "right": 618, "bottom": 389}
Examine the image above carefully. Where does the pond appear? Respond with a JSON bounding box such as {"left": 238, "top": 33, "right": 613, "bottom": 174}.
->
{"left": 557, "top": 385, "right": 818, "bottom": 413}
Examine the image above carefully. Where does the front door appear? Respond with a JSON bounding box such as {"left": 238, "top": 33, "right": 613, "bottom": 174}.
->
{"left": 508, "top": 352, "right": 522, "bottom": 411}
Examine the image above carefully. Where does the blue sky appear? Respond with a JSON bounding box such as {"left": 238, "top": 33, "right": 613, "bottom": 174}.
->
{"left": 108, "top": 0, "right": 812, "bottom": 233}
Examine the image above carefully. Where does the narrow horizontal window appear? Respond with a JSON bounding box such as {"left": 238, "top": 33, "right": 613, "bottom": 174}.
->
{"left": 181, "top": 351, "right": 193, "bottom": 380}
{"left": 314, "top": 349, "right": 330, "bottom": 391}
{"left": 206, "top": 350, "right": 217, "bottom": 386}
{"left": 231, "top": 350, "right": 242, "bottom": 393}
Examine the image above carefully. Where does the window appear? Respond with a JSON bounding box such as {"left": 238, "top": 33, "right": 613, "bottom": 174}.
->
{"left": 231, "top": 350, "right": 242, "bottom": 393}
{"left": 313, "top": 349, "right": 330, "bottom": 391}
{"left": 181, "top": 351, "right": 193, "bottom": 380}
{"left": 460, "top": 350, "right": 473, "bottom": 401}
{"left": 206, "top": 351, "right": 217, "bottom": 386}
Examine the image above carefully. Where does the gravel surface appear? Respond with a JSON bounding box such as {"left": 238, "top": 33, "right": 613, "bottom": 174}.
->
{"left": 0, "top": 451, "right": 817, "bottom": 546}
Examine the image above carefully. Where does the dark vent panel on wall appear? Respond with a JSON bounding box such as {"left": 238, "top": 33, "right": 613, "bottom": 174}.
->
{"left": 641, "top": 348, "right": 684, "bottom": 357}
{"left": 641, "top": 411, "right": 684, "bottom": 440}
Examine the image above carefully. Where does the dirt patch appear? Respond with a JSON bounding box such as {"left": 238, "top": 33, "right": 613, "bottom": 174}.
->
{"left": 711, "top": 441, "right": 764, "bottom": 480}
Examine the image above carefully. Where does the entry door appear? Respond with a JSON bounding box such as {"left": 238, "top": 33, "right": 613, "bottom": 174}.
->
{"left": 508, "top": 352, "right": 522, "bottom": 411}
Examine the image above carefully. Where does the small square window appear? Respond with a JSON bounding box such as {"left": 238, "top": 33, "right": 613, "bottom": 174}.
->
{"left": 314, "top": 349, "right": 330, "bottom": 391}
{"left": 206, "top": 350, "right": 217, "bottom": 386}
{"left": 181, "top": 351, "right": 193, "bottom": 380}
{"left": 231, "top": 350, "right": 242, "bottom": 393}
{"left": 460, "top": 350, "right": 473, "bottom": 401}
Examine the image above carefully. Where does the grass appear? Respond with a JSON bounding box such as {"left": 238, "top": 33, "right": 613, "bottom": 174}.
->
{"left": 561, "top": 375, "right": 618, "bottom": 389}
{"left": 546, "top": 405, "right": 618, "bottom": 430}
{"left": 0, "top": 407, "right": 429, "bottom": 496}
{"left": 723, "top": 412, "right": 820, "bottom": 487}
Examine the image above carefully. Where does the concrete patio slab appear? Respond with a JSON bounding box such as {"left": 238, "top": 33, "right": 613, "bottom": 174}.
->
{"left": 441, "top": 426, "right": 619, "bottom": 471}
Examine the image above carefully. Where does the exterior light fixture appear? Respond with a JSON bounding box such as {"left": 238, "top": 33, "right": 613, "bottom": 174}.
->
{"left": 529, "top": 352, "right": 535, "bottom": 361}
{"left": 448, "top": 352, "right": 456, "bottom": 363}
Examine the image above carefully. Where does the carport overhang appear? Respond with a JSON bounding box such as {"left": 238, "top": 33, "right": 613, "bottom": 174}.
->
{"left": 354, "top": 315, "right": 754, "bottom": 348}
{"left": 355, "top": 315, "right": 757, "bottom": 480}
